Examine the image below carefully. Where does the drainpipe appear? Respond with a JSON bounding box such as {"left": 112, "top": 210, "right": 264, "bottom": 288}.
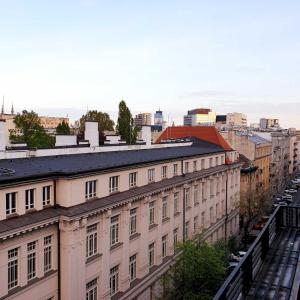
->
{"left": 225, "top": 172, "right": 229, "bottom": 241}
{"left": 182, "top": 160, "right": 186, "bottom": 242}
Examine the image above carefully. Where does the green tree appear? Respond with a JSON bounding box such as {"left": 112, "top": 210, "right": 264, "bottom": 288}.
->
{"left": 10, "top": 110, "right": 55, "bottom": 148}
{"left": 56, "top": 120, "right": 71, "bottom": 135}
{"left": 161, "top": 239, "right": 227, "bottom": 300}
{"left": 79, "top": 110, "right": 114, "bottom": 133}
{"left": 116, "top": 100, "right": 139, "bottom": 144}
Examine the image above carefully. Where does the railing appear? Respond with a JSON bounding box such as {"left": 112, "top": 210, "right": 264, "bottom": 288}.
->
{"left": 214, "top": 206, "right": 300, "bottom": 300}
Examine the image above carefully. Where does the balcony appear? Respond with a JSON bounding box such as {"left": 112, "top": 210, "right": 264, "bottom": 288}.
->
{"left": 214, "top": 206, "right": 300, "bottom": 300}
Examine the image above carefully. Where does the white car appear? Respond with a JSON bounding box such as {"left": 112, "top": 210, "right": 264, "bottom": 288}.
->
{"left": 285, "top": 189, "right": 297, "bottom": 194}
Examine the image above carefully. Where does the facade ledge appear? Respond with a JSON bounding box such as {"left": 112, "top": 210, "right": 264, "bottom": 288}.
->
{"left": 173, "top": 212, "right": 181, "bottom": 217}
{"left": 86, "top": 253, "right": 102, "bottom": 264}
{"left": 148, "top": 223, "right": 158, "bottom": 231}
{"left": 110, "top": 242, "right": 123, "bottom": 252}
{"left": 129, "top": 232, "right": 141, "bottom": 241}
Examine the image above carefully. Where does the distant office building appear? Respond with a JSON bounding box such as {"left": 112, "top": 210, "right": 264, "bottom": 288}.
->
{"left": 183, "top": 108, "right": 216, "bottom": 126}
{"left": 227, "top": 113, "right": 247, "bottom": 128}
{"left": 154, "top": 110, "right": 163, "bottom": 126}
{"left": 216, "top": 115, "right": 227, "bottom": 130}
{"left": 259, "top": 118, "right": 280, "bottom": 130}
{"left": 134, "top": 113, "right": 152, "bottom": 126}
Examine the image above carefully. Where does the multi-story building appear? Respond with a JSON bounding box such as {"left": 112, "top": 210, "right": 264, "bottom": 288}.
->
{"left": 226, "top": 113, "right": 247, "bottom": 129}
{"left": 183, "top": 108, "right": 216, "bottom": 126}
{"left": 133, "top": 113, "right": 152, "bottom": 127}
{"left": 259, "top": 118, "right": 280, "bottom": 130}
{"left": 0, "top": 135, "right": 240, "bottom": 299}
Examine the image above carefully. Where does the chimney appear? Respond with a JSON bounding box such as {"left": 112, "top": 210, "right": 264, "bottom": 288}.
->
{"left": 84, "top": 122, "right": 99, "bottom": 147}
{"left": 0, "top": 120, "right": 6, "bottom": 151}
{"left": 141, "top": 126, "right": 151, "bottom": 147}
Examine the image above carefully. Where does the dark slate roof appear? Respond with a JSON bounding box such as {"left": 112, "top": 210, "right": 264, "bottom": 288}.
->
{"left": 0, "top": 139, "right": 223, "bottom": 184}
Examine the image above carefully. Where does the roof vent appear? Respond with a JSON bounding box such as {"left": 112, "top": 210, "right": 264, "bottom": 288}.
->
{"left": 0, "top": 168, "right": 15, "bottom": 176}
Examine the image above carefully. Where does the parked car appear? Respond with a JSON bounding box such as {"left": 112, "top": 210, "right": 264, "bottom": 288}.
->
{"left": 282, "top": 194, "right": 293, "bottom": 199}
{"left": 278, "top": 201, "right": 288, "bottom": 206}
{"left": 285, "top": 189, "right": 297, "bottom": 193}
{"left": 226, "top": 262, "right": 239, "bottom": 274}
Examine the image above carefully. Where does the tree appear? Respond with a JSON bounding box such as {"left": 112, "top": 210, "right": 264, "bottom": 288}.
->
{"left": 160, "top": 239, "right": 227, "bottom": 300}
{"left": 10, "top": 110, "right": 55, "bottom": 148}
{"left": 79, "top": 110, "right": 114, "bottom": 133}
{"left": 56, "top": 121, "right": 71, "bottom": 135}
{"left": 116, "top": 100, "right": 139, "bottom": 144}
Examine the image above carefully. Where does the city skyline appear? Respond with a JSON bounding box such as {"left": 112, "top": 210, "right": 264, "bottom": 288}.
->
{"left": 0, "top": 0, "right": 300, "bottom": 128}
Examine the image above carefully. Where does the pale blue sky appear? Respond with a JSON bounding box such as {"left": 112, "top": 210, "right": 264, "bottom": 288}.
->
{"left": 0, "top": 0, "right": 300, "bottom": 127}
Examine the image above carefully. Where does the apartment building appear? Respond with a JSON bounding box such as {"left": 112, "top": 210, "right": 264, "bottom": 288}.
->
{"left": 0, "top": 138, "right": 240, "bottom": 300}
{"left": 183, "top": 108, "right": 216, "bottom": 126}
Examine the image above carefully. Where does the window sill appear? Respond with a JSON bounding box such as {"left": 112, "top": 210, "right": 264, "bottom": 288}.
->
{"left": 162, "top": 217, "right": 170, "bottom": 223}
{"left": 109, "top": 191, "right": 120, "bottom": 195}
{"left": 86, "top": 253, "right": 102, "bottom": 264}
{"left": 110, "top": 242, "right": 123, "bottom": 252}
{"left": 129, "top": 232, "right": 141, "bottom": 241}
{"left": 25, "top": 208, "right": 37, "bottom": 214}
{"left": 6, "top": 212, "right": 19, "bottom": 219}
{"left": 148, "top": 223, "right": 158, "bottom": 231}
{"left": 194, "top": 202, "right": 200, "bottom": 207}
{"left": 86, "top": 196, "right": 97, "bottom": 201}
{"left": 42, "top": 204, "right": 52, "bottom": 209}
{"left": 185, "top": 206, "right": 192, "bottom": 211}
{"left": 174, "top": 212, "right": 181, "bottom": 217}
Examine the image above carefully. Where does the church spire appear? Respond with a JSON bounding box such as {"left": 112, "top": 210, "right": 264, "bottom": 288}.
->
{"left": 1, "top": 96, "right": 4, "bottom": 114}
{"left": 11, "top": 103, "right": 14, "bottom": 115}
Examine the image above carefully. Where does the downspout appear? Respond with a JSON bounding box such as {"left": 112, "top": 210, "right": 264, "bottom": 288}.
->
{"left": 225, "top": 171, "right": 229, "bottom": 241}
{"left": 182, "top": 159, "right": 186, "bottom": 242}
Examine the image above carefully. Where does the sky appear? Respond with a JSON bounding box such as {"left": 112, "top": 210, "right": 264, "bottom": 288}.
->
{"left": 0, "top": 0, "right": 300, "bottom": 128}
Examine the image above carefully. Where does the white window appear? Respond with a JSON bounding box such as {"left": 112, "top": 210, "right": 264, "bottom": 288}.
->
{"left": 194, "top": 216, "right": 198, "bottom": 233}
{"left": 129, "top": 254, "right": 137, "bottom": 282}
{"left": 174, "top": 192, "right": 179, "bottom": 214}
{"left": 44, "top": 235, "right": 52, "bottom": 273}
{"left": 8, "top": 248, "right": 18, "bottom": 290}
{"left": 149, "top": 201, "right": 155, "bottom": 226}
{"left": 110, "top": 216, "right": 119, "bottom": 246}
{"left": 85, "top": 180, "right": 96, "bottom": 199}
{"left": 185, "top": 162, "right": 189, "bottom": 173}
{"left": 173, "top": 164, "right": 178, "bottom": 176}
{"left": 162, "top": 197, "right": 168, "bottom": 220}
{"left": 27, "top": 241, "right": 37, "bottom": 280}
{"left": 148, "top": 243, "right": 155, "bottom": 267}
{"left": 173, "top": 229, "right": 178, "bottom": 250}
{"left": 185, "top": 221, "right": 189, "bottom": 240}
{"left": 148, "top": 168, "right": 155, "bottom": 183}
{"left": 86, "top": 278, "right": 98, "bottom": 300}
{"left": 221, "top": 156, "right": 225, "bottom": 164}
{"left": 209, "top": 158, "right": 213, "bottom": 167}
{"left": 210, "top": 180, "right": 214, "bottom": 196}
{"left": 194, "top": 185, "right": 199, "bottom": 205}
{"left": 25, "top": 189, "right": 35, "bottom": 210}
{"left": 109, "top": 176, "right": 119, "bottom": 193}
{"left": 86, "top": 224, "right": 98, "bottom": 258}
{"left": 129, "top": 208, "right": 137, "bottom": 236}
{"left": 129, "top": 172, "right": 137, "bottom": 188}
{"left": 42, "top": 186, "right": 51, "bottom": 206}
{"left": 184, "top": 188, "right": 190, "bottom": 208}
{"left": 110, "top": 265, "right": 119, "bottom": 296}
{"left": 162, "top": 235, "right": 167, "bottom": 258}
{"left": 161, "top": 166, "right": 167, "bottom": 179}
{"left": 193, "top": 160, "right": 197, "bottom": 171}
{"left": 6, "top": 192, "right": 16, "bottom": 215}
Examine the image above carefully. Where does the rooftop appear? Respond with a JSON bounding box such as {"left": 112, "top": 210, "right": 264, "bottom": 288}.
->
{"left": 0, "top": 139, "right": 223, "bottom": 184}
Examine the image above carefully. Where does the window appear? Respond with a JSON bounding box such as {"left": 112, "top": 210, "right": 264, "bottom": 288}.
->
{"left": 173, "top": 164, "right": 178, "bottom": 176}
{"left": 216, "top": 157, "right": 219, "bottom": 166}
{"left": 210, "top": 180, "right": 214, "bottom": 196}
{"left": 25, "top": 189, "right": 35, "bottom": 210}
{"left": 185, "top": 221, "right": 189, "bottom": 240}
{"left": 109, "top": 176, "right": 119, "bottom": 193}
{"left": 86, "top": 278, "right": 97, "bottom": 300}
{"left": 173, "top": 229, "right": 178, "bottom": 250}
{"left": 193, "top": 160, "right": 197, "bottom": 171}
{"left": 194, "top": 216, "right": 198, "bottom": 233}
{"left": 149, "top": 201, "right": 155, "bottom": 226}
{"left": 129, "top": 208, "right": 137, "bottom": 236}
{"left": 129, "top": 254, "right": 137, "bottom": 282}
{"left": 8, "top": 248, "right": 18, "bottom": 290}
{"left": 110, "top": 216, "right": 119, "bottom": 246}
{"left": 27, "top": 241, "right": 37, "bottom": 280}
{"left": 148, "top": 243, "right": 155, "bottom": 267}
{"left": 162, "top": 235, "right": 167, "bottom": 258}
{"left": 162, "top": 197, "right": 168, "bottom": 220}
{"left": 210, "top": 207, "right": 214, "bottom": 223}
{"left": 221, "top": 156, "right": 225, "bottom": 164}
{"left": 201, "top": 182, "right": 206, "bottom": 201}
{"left": 216, "top": 203, "right": 220, "bottom": 219}
{"left": 173, "top": 192, "right": 179, "bottom": 214}
{"left": 161, "top": 166, "right": 167, "bottom": 179}
{"left": 86, "top": 224, "right": 98, "bottom": 258}
{"left": 194, "top": 185, "right": 199, "bottom": 205}
{"left": 85, "top": 180, "right": 96, "bottom": 199}
{"left": 185, "top": 162, "right": 189, "bottom": 173}
{"left": 42, "top": 186, "right": 51, "bottom": 206}
{"left": 201, "top": 212, "right": 205, "bottom": 228}
{"left": 209, "top": 158, "right": 213, "bottom": 167}
{"left": 184, "top": 188, "right": 190, "bottom": 208}
{"left": 110, "top": 265, "right": 119, "bottom": 296}
{"left": 44, "top": 235, "right": 52, "bottom": 273}
{"left": 6, "top": 192, "right": 16, "bottom": 215}
{"left": 201, "top": 159, "right": 205, "bottom": 169}
{"left": 148, "top": 168, "right": 155, "bottom": 183}
{"left": 129, "top": 172, "right": 137, "bottom": 188}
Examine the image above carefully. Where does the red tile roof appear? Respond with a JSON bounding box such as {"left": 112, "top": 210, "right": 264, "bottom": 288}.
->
{"left": 156, "top": 126, "right": 232, "bottom": 151}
